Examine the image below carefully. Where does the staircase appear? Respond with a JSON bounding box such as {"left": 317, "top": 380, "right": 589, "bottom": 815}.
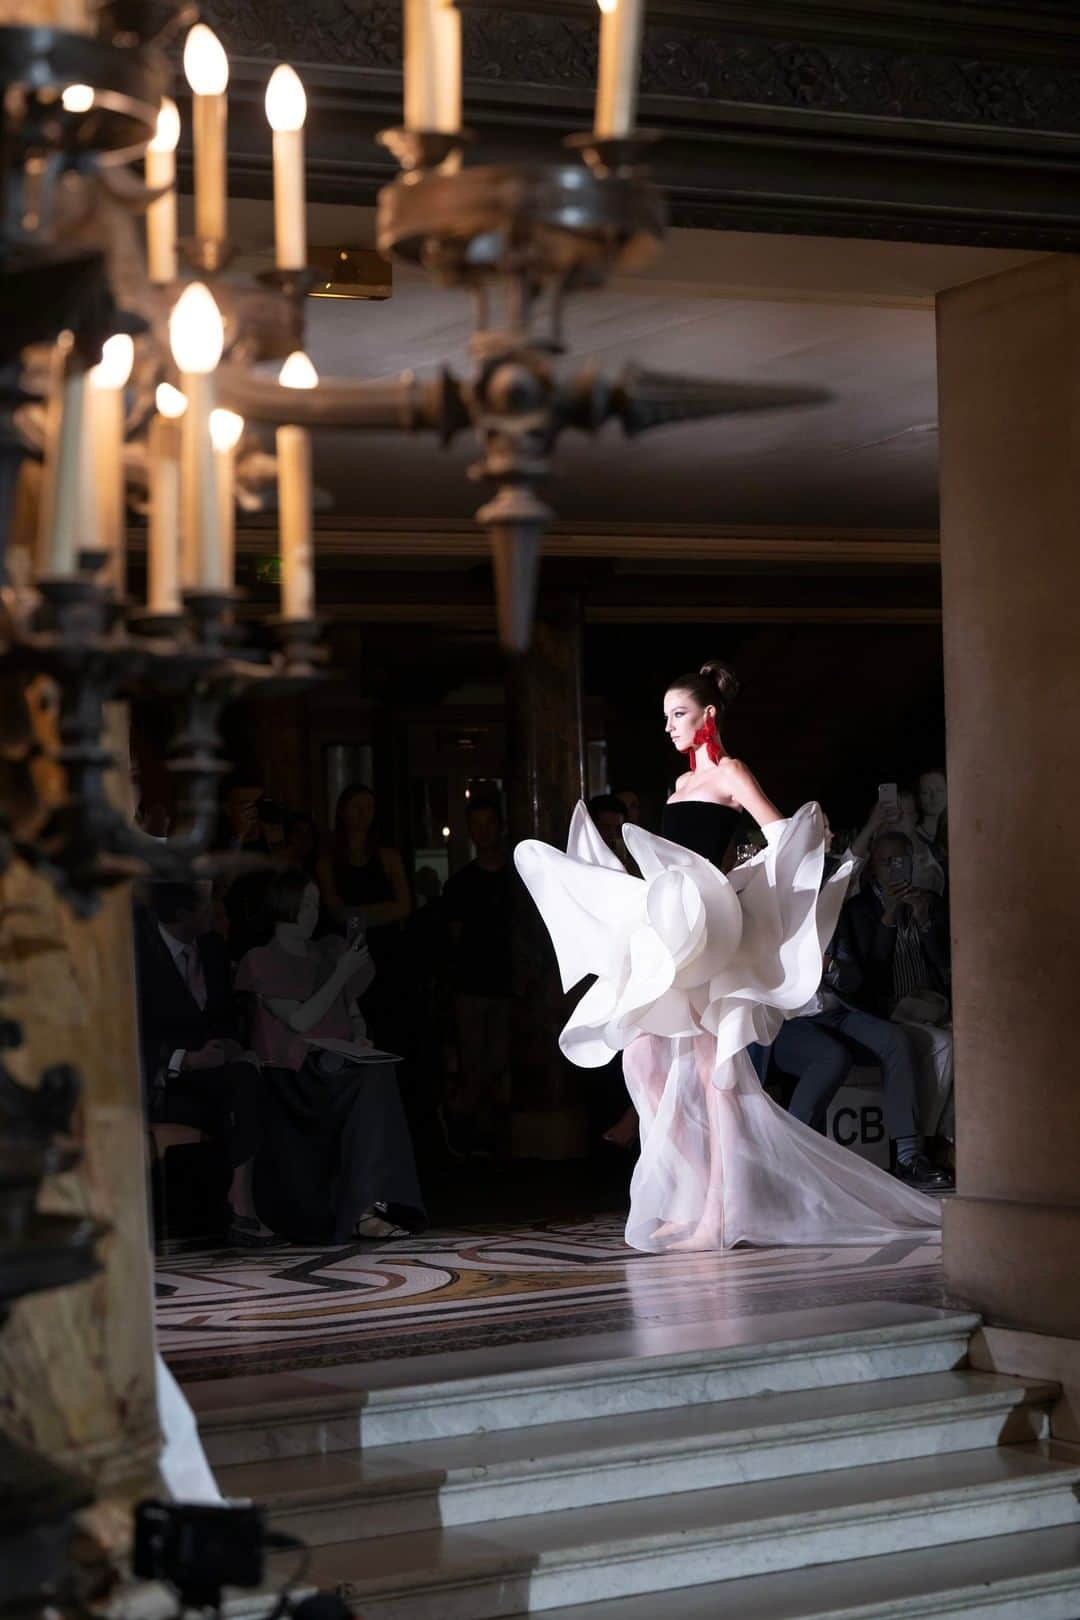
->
{"left": 196, "top": 1308, "right": 1080, "bottom": 1620}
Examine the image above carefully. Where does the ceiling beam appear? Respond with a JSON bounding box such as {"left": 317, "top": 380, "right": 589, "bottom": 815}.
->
{"left": 197, "top": 0, "right": 1080, "bottom": 248}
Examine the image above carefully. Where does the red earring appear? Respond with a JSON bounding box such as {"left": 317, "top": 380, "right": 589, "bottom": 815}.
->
{"left": 687, "top": 714, "right": 722, "bottom": 769}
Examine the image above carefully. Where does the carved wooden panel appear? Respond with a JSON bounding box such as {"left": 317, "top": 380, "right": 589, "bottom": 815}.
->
{"left": 203, "top": 0, "right": 1080, "bottom": 134}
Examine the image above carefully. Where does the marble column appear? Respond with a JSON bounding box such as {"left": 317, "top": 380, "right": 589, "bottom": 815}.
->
{"left": 937, "top": 255, "right": 1080, "bottom": 1343}
{"left": 506, "top": 604, "right": 588, "bottom": 1158}
{"left": 0, "top": 535, "right": 159, "bottom": 1551}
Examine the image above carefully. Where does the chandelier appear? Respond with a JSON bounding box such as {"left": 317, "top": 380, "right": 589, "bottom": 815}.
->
{"left": 0, "top": 0, "right": 825, "bottom": 910}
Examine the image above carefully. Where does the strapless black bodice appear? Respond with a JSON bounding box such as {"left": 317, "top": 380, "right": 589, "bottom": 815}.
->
{"left": 660, "top": 800, "right": 739, "bottom": 865}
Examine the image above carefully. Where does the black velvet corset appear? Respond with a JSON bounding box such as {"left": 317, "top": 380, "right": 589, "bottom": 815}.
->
{"left": 660, "top": 800, "right": 739, "bottom": 865}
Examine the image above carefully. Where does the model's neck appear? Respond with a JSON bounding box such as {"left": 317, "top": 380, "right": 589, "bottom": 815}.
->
{"left": 691, "top": 736, "right": 726, "bottom": 772}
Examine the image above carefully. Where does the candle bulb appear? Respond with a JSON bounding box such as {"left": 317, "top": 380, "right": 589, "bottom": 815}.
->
{"left": 183, "top": 23, "right": 229, "bottom": 252}
{"left": 169, "top": 282, "right": 225, "bottom": 593}
{"left": 147, "top": 383, "right": 186, "bottom": 616}
{"left": 594, "top": 0, "right": 646, "bottom": 139}
{"left": 276, "top": 350, "right": 318, "bottom": 621}
{"left": 88, "top": 333, "right": 134, "bottom": 594}
{"left": 403, "top": 0, "right": 461, "bottom": 133}
{"left": 39, "top": 331, "right": 86, "bottom": 578}
{"left": 61, "top": 83, "right": 94, "bottom": 113}
{"left": 265, "top": 65, "right": 307, "bottom": 271}
{"left": 209, "top": 408, "right": 244, "bottom": 592}
{"left": 146, "top": 97, "right": 180, "bottom": 284}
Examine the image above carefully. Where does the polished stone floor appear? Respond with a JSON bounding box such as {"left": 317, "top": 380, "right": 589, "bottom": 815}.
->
{"left": 158, "top": 1214, "right": 950, "bottom": 1383}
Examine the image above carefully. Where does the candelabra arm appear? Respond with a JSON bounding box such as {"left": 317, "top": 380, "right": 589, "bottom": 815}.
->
{"left": 216, "top": 365, "right": 467, "bottom": 438}
{"left": 605, "top": 366, "right": 833, "bottom": 437}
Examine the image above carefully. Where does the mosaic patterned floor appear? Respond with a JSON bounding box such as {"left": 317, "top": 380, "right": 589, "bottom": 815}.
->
{"left": 157, "top": 1215, "right": 949, "bottom": 1382}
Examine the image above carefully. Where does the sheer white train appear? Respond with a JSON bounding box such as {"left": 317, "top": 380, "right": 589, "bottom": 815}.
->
{"left": 515, "top": 802, "right": 941, "bottom": 1253}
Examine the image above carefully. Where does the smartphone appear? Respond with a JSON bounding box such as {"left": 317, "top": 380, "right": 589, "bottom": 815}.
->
{"left": 877, "top": 782, "right": 898, "bottom": 810}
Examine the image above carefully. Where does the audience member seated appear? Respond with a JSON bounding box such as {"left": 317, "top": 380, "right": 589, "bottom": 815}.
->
{"left": 235, "top": 870, "right": 425, "bottom": 1244}
{"left": 848, "top": 792, "right": 945, "bottom": 896}
{"left": 844, "top": 829, "right": 955, "bottom": 1146}
{"left": 613, "top": 788, "right": 644, "bottom": 828}
{"left": 442, "top": 798, "right": 512, "bottom": 1155}
{"left": 316, "top": 782, "right": 412, "bottom": 1047}
{"left": 588, "top": 794, "right": 642, "bottom": 877}
{"left": 768, "top": 827, "right": 953, "bottom": 1191}
{"left": 134, "top": 882, "right": 271, "bottom": 1244}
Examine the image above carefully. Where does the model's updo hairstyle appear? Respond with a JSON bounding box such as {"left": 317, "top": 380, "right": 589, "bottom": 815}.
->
{"left": 667, "top": 659, "right": 740, "bottom": 718}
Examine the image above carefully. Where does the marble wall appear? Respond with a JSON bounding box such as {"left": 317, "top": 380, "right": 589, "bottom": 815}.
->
{"left": 938, "top": 254, "right": 1080, "bottom": 1346}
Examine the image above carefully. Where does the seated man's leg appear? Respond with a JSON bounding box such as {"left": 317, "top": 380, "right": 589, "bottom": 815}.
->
{"left": 831, "top": 1008, "right": 920, "bottom": 1144}
{"left": 895, "top": 1019, "right": 955, "bottom": 1142}
{"left": 774, "top": 1017, "right": 851, "bottom": 1134}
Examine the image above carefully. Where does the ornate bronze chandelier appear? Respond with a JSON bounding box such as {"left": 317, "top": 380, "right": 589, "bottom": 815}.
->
{"left": 0, "top": 0, "right": 824, "bottom": 908}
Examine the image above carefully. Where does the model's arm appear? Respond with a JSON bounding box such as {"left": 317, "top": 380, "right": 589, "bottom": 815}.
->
{"left": 723, "top": 760, "right": 783, "bottom": 828}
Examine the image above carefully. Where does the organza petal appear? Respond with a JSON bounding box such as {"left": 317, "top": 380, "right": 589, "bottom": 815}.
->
{"left": 565, "top": 799, "right": 626, "bottom": 871}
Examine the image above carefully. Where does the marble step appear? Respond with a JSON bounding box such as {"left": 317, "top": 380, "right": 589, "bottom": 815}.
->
{"left": 534, "top": 1523, "right": 1080, "bottom": 1620}
{"left": 215, "top": 1369, "right": 1055, "bottom": 1545}
{"left": 200, "top": 1310, "right": 980, "bottom": 1466}
{"left": 254, "top": 1441, "right": 1080, "bottom": 1620}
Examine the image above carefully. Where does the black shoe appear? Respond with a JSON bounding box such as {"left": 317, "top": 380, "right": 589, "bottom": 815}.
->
{"left": 895, "top": 1154, "right": 955, "bottom": 1192}
{"left": 227, "top": 1214, "right": 280, "bottom": 1248}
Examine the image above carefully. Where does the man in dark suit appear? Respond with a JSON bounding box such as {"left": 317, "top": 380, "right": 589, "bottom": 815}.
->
{"left": 842, "top": 831, "right": 951, "bottom": 1019}
{"left": 135, "top": 881, "right": 271, "bottom": 1244}
{"left": 768, "top": 828, "right": 952, "bottom": 1192}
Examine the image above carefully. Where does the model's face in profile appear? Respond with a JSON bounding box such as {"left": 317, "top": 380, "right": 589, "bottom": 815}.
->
{"left": 664, "top": 689, "right": 709, "bottom": 754}
{"left": 296, "top": 882, "right": 320, "bottom": 940}
{"left": 919, "top": 771, "right": 947, "bottom": 816}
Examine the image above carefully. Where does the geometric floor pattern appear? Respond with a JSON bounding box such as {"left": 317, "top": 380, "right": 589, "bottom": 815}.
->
{"left": 158, "top": 1215, "right": 950, "bottom": 1381}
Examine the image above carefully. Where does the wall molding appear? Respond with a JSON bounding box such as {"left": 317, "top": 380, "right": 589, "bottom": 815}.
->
{"left": 225, "top": 519, "right": 941, "bottom": 566}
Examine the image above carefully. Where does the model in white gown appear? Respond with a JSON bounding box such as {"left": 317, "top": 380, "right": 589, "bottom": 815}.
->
{"left": 515, "top": 797, "right": 941, "bottom": 1253}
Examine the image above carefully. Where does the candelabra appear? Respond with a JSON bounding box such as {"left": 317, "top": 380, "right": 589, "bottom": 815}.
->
{"left": 0, "top": 9, "right": 325, "bottom": 913}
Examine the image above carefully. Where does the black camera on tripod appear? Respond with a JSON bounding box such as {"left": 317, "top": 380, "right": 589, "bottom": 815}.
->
{"left": 133, "top": 1500, "right": 352, "bottom": 1620}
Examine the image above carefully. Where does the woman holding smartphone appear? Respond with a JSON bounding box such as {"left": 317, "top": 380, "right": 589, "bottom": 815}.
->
{"left": 235, "top": 869, "right": 425, "bottom": 1244}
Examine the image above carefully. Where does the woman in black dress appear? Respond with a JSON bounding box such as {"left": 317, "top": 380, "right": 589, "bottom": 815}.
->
{"left": 316, "top": 783, "right": 413, "bottom": 1050}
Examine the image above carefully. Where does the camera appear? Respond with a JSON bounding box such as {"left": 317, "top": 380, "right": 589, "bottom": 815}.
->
{"left": 133, "top": 1501, "right": 353, "bottom": 1620}
{"left": 134, "top": 1501, "right": 265, "bottom": 1605}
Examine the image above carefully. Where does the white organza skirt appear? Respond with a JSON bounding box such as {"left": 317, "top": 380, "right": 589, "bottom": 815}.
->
{"left": 515, "top": 801, "right": 940, "bottom": 1254}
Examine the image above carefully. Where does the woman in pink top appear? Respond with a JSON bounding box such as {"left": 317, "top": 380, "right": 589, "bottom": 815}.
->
{"left": 235, "top": 870, "right": 424, "bottom": 1245}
